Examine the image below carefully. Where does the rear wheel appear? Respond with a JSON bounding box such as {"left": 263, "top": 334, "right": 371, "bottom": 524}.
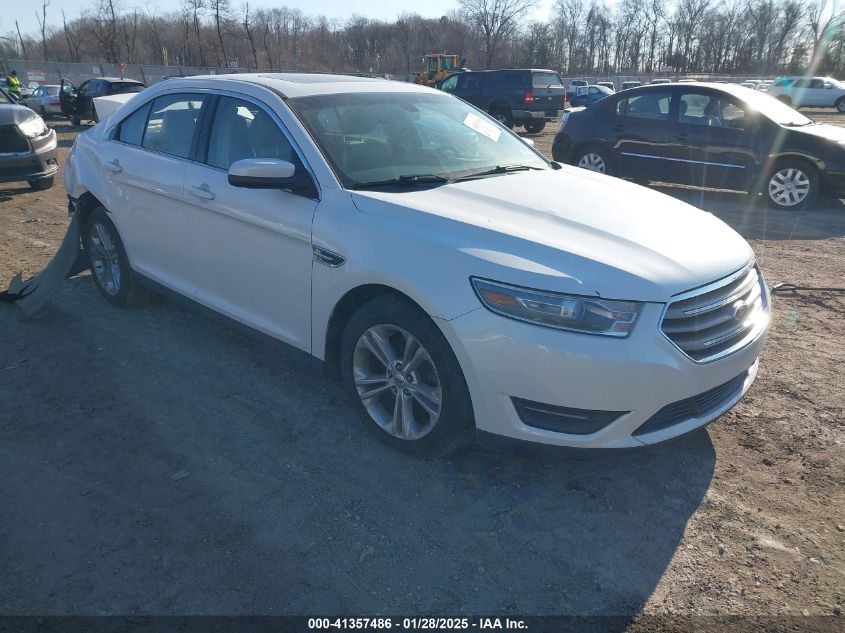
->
{"left": 83, "top": 207, "right": 153, "bottom": 306}
{"left": 340, "top": 295, "right": 475, "bottom": 457}
{"left": 524, "top": 120, "right": 546, "bottom": 134}
{"left": 574, "top": 145, "right": 612, "bottom": 175}
{"left": 69, "top": 115, "right": 80, "bottom": 127}
{"left": 764, "top": 160, "right": 819, "bottom": 210}
{"left": 490, "top": 108, "right": 514, "bottom": 129}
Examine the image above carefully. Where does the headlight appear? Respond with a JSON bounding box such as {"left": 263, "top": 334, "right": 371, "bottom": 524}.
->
{"left": 18, "top": 115, "right": 48, "bottom": 138}
{"left": 471, "top": 278, "right": 643, "bottom": 337}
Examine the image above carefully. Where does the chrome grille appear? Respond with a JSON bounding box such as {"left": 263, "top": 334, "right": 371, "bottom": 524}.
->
{"left": 661, "top": 263, "right": 768, "bottom": 363}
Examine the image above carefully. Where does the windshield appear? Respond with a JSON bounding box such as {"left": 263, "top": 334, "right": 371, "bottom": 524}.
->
{"left": 289, "top": 92, "right": 548, "bottom": 188}
{"left": 735, "top": 88, "right": 813, "bottom": 126}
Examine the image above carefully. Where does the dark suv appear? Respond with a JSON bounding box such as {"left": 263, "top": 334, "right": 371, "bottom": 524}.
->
{"left": 438, "top": 69, "right": 565, "bottom": 133}
{"left": 60, "top": 77, "right": 145, "bottom": 126}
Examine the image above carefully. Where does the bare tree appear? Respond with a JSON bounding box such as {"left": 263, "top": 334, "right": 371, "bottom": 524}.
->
{"left": 61, "top": 9, "right": 80, "bottom": 61}
{"left": 35, "top": 0, "right": 51, "bottom": 61}
{"left": 459, "top": 0, "right": 535, "bottom": 68}
{"left": 15, "top": 19, "right": 29, "bottom": 59}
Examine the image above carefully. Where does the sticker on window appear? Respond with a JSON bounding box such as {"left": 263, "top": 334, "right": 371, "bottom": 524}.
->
{"left": 463, "top": 112, "right": 502, "bottom": 142}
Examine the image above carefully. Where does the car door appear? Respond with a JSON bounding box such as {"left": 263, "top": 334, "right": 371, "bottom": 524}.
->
{"left": 451, "top": 73, "right": 483, "bottom": 108}
{"left": 102, "top": 92, "right": 210, "bottom": 295}
{"left": 181, "top": 94, "right": 318, "bottom": 351}
{"left": 668, "top": 89, "right": 754, "bottom": 190}
{"left": 60, "top": 79, "right": 79, "bottom": 117}
{"left": 609, "top": 88, "right": 674, "bottom": 179}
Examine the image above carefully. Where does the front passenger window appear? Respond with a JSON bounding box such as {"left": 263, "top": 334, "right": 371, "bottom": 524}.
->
{"left": 206, "top": 97, "right": 296, "bottom": 170}
{"left": 617, "top": 91, "right": 671, "bottom": 121}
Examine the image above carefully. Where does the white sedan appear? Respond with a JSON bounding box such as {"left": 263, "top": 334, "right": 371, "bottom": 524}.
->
{"left": 25, "top": 84, "right": 62, "bottom": 117}
{"left": 64, "top": 73, "right": 769, "bottom": 455}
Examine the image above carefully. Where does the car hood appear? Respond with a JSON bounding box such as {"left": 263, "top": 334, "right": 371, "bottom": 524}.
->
{"left": 0, "top": 104, "right": 43, "bottom": 126}
{"left": 790, "top": 122, "right": 845, "bottom": 142}
{"left": 350, "top": 168, "right": 753, "bottom": 302}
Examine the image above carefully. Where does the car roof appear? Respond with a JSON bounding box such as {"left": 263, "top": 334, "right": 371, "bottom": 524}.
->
{"left": 158, "top": 73, "right": 435, "bottom": 98}
{"left": 95, "top": 77, "right": 145, "bottom": 83}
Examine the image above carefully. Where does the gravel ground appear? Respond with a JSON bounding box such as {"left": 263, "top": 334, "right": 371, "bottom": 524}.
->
{"left": 0, "top": 111, "right": 843, "bottom": 624}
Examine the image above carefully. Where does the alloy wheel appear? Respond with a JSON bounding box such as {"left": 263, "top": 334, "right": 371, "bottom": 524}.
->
{"left": 577, "top": 152, "right": 606, "bottom": 173}
{"left": 88, "top": 222, "right": 122, "bottom": 295}
{"left": 768, "top": 167, "right": 810, "bottom": 207}
{"left": 838, "top": 100, "right": 845, "bottom": 113}
{"left": 352, "top": 324, "right": 442, "bottom": 440}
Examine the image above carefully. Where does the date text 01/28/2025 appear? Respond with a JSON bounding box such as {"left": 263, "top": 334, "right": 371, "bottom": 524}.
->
{"left": 307, "top": 617, "right": 528, "bottom": 629}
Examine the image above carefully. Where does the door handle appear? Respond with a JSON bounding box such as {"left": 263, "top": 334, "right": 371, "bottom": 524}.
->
{"left": 105, "top": 159, "right": 122, "bottom": 173}
{"left": 189, "top": 185, "right": 215, "bottom": 201}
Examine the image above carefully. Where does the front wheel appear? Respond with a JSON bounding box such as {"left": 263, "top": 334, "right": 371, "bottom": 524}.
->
{"left": 574, "top": 146, "right": 612, "bottom": 175}
{"left": 523, "top": 120, "right": 546, "bottom": 134}
{"left": 836, "top": 97, "right": 845, "bottom": 113}
{"left": 340, "top": 295, "right": 475, "bottom": 456}
{"left": 764, "top": 160, "right": 819, "bottom": 210}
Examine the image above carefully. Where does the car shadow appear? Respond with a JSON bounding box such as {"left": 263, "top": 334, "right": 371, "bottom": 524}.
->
{"left": 649, "top": 182, "right": 845, "bottom": 240}
{"left": 0, "top": 277, "right": 715, "bottom": 621}
{"left": 0, "top": 183, "right": 36, "bottom": 201}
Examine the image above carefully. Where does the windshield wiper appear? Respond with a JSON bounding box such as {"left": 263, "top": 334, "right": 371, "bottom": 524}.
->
{"left": 352, "top": 174, "right": 452, "bottom": 190}
{"left": 455, "top": 164, "right": 545, "bottom": 181}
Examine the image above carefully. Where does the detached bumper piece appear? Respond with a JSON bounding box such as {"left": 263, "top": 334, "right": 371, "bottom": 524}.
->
{"left": 633, "top": 370, "right": 749, "bottom": 437}
{"left": 512, "top": 397, "right": 627, "bottom": 435}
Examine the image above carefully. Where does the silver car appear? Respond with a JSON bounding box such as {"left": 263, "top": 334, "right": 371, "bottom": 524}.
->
{"left": 26, "top": 84, "right": 62, "bottom": 117}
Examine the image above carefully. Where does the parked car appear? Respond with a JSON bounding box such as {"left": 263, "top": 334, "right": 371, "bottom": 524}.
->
{"left": 0, "top": 87, "right": 57, "bottom": 190}
{"left": 26, "top": 84, "right": 63, "bottom": 117}
{"left": 569, "top": 84, "right": 614, "bottom": 107}
{"left": 65, "top": 73, "right": 768, "bottom": 454}
{"left": 437, "top": 68, "right": 564, "bottom": 133}
{"left": 567, "top": 79, "right": 588, "bottom": 97}
{"left": 596, "top": 81, "right": 615, "bottom": 91}
{"left": 767, "top": 76, "right": 845, "bottom": 111}
{"left": 740, "top": 81, "right": 757, "bottom": 89}
{"left": 60, "top": 77, "right": 146, "bottom": 126}
{"left": 621, "top": 80, "right": 642, "bottom": 90}
{"left": 650, "top": 78, "right": 671, "bottom": 85}
{"left": 553, "top": 82, "right": 843, "bottom": 209}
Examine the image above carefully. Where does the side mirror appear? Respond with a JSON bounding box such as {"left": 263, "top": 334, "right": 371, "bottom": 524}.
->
{"left": 228, "top": 158, "right": 296, "bottom": 188}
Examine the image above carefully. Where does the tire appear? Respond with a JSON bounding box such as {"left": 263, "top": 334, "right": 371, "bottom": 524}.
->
{"left": 490, "top": 108, "right": 514, "bottom": 129}
{"left": 69, "top": 115, "right": 80, "bottom": 127}
{"left": 836, "top": 97, "right": 845, "bottom": 113}
{"left": 83, "top": 207, "right": 154, "bottom": 306}
{"left": 763, "top": 160, "right": 819, "bottom": 210}
{"left": 340, "top": 294, "right": 475, "bottom": 457}
{"left": 573, "top": 144, "right": 613, "bottom": 175}
{"left": 523, "top": 120, "right": 546, "bottom": 134}
{"left": 27, "top": 176, "right": 54, "bottom": 191}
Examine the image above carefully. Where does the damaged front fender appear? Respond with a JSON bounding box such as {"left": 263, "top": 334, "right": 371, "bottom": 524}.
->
{"left": 1, "top": 212, "right": 88, "bottom": 319}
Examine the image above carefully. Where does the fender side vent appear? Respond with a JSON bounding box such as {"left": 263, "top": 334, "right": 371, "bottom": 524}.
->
{"left": 313, "top": 247, "right": 345, "bottom": 268}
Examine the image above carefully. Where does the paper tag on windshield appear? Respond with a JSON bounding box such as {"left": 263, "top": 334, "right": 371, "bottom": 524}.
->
{"left": 463, "top": 112, "right": 502, "bottom": 142}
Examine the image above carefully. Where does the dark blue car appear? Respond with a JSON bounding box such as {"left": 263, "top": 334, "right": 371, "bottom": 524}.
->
{"left": 569, "top": 84, "right": 613, "bottom": 107}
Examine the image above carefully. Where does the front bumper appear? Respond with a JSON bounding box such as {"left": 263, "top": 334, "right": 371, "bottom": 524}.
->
{"left": 0, "top": 128, "right": 58, "bottom": 184}
{"left": 438, "top": 300, "right": 768, "bottom": 449}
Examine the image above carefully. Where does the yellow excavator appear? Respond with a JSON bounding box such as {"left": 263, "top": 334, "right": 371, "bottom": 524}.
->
{"left": 415, "top": 54, "right": 461, "bottom": 87}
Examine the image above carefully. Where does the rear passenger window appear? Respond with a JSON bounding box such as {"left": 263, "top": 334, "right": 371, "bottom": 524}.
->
{"left": 206, "top": 97, "right": 296, "bottom": 170}
{"left": 117, "top": 102, "right": 152, "bottom": 146}
{"left": 616, "top": 91, "right": 671, "bottom": 121}
{"left": 142, "top": 94, "right": 206, "bottom": 159}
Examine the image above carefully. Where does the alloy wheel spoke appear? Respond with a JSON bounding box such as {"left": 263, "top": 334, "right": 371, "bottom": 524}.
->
{"left": 409, "top": 384, "right": 441, "bottom": 418}
{"left": 390, "top": 391, "right": 407, "bottom": 438}
{"left": 362, "top": 329, "right": 396, "bottom": 370}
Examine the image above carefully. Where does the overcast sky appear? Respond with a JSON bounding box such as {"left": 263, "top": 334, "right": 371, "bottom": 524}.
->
{"left": 3, "top": 0, "right": 556, "bottom": 39}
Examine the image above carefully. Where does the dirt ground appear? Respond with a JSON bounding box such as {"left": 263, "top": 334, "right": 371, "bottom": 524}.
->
{"left": 0, "top": 111, "right": 843, "bottom": 625}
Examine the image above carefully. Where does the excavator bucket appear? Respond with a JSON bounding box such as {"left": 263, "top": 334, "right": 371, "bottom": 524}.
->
{"left": 0, "top": 212, "right": 87, "bottom": 319}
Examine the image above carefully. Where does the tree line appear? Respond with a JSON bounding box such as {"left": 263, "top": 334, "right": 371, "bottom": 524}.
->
{"left": 3, "top": 0, "right": 845, "bottom": 78}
